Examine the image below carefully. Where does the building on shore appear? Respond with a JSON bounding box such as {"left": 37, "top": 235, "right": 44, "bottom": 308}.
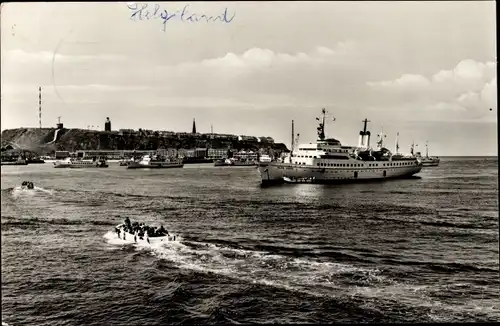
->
{"left": 207, "top": 148, "right": 227, "bottom": 160}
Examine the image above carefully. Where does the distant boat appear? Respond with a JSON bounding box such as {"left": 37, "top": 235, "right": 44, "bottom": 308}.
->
{"left": 213, "top": 157, "right": 257, "bottom": 167}
{"left": 419, "top": 142, "right": 440, "bottom": 167}
{"left": 26, "top": 157, "right": 45, "bottom": 164}
{"left": 119, "top": 158, "right": 134, "bottom": 166}
{"left": 1, "top": 156, "right": 28, "bottom": 166}
{"left": 127, "top": 154, "right": 183, "bottom": 169}
{"left": 54, "top": 157, "right": 108, "bottom": 168}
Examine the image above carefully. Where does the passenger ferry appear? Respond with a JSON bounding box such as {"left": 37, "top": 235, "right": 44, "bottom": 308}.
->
{"left": 53, "top": 157, "right": 108, "bottom": 168}
{"left": 257, "top": 108, "right": 423, "bottom": 185}
{"left": 127, "top": 154, "right": 183, "bottom": 169}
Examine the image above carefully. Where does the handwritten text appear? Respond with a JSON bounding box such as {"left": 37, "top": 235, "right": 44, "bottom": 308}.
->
{"left": 126, "top": 3, "right": 236, "bottom": 32}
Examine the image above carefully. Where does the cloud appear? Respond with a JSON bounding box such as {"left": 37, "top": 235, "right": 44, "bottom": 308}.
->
{"left": 179, "top": 41, "right": 359, "bottom": 71}
{"left": 366, "top": 59, "right": 496, "bottom": 121}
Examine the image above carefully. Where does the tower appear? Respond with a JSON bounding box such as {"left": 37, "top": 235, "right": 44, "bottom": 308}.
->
{"left": 39, "top": 86, "right": 42, "bottom": 129}
{"left": 56, "top": 116, "right": 64, "bottom": 129}
{"left": 104, "top": 117, "right": 111, "bottom": 132}
{"left": 192, "top": 118, "right": 197, "bottom": 134}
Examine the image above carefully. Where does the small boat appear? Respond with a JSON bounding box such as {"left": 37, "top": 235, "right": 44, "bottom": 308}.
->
{"left": 127, "top": 154, "right": 183, "bottom": 169}
{"left": 419, "top": 142, "right": 440, "bottom": 167}
{"left": 214, "top": 158, "right": 257, "bottom": 166}
{"left": 20, "top": 181, "right": 35, "bottom": 190}
{"left": 54, "top": 157, "right": 109, "bottom": 168}
{"left": 115, "top": 220, "right": 180, "bottom": 245}
{"left": 119, "top": 159, "right": 133, "bottom": 166}
{"left": 1, "top": 156, "right": 28, "bottom": 166}
{"left": 26, "top": 157, "right": 45, "bottom": 164}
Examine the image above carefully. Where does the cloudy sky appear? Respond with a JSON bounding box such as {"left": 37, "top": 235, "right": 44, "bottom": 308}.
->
{"left": 1, "top": 1, "right": 496, "bottom": 155}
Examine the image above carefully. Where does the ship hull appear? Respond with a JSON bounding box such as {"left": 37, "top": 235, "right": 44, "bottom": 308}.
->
{"left": 258, "top": 161, "right": 422, "bottom": 185}
{"left": 421, "top": 159, "right": 440, "bottom": 167}
{"left": 54, "top": 163, "right": 108, "bottom": 168}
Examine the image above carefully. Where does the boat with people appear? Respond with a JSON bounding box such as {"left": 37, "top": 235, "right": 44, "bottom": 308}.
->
{"left": 115, "top": 217, "right": 180, "bottom": 245}
{"left": 20, "top": 181, "right": 34, "bottom": 190}
{"left": 53, "top": 157, "right": 109, "bottom": 168}
{"left": 257, "top": 108, "right": 423, "bottom": 185}
{"left": 127, "top": 154, "right": 183, "bottom": 169}
{"left": 418, "top": 141, "right": 440, "bottom": 167}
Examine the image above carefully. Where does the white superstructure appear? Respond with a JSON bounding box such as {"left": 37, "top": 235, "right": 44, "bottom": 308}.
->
{"left": 53, "top": 157, "right": 108, "bottom": 168}
{"left": 258, "top": 108, "right": 423, "bottom": 185}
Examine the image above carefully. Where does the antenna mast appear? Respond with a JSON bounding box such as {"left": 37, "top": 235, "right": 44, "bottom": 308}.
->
{"left": 377, "top": 127, "right": 386, "bottom": 148}
{"left": 39, "top": 86, "right": 42, "bottom": 129}
{"left": 316, "top": 108, "right": 335, "bottom": 141}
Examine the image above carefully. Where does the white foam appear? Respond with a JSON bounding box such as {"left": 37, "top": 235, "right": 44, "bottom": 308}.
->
{"left": 34, "top": 186, "right": 53, "bottom": 194}
{"left": 103, "top": 231, "right": 500, "bottom": 320}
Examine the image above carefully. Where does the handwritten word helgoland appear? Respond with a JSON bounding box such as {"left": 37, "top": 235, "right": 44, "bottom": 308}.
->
{"left": 126, "top": 3, "right": 235, "bottom": 31}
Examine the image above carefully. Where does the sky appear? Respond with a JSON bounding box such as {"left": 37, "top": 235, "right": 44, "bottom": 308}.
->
{"left": 0, "top": 1, "right": 497, "bottom": 156}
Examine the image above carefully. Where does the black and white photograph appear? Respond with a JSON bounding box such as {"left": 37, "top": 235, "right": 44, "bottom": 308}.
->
{"left": 1, "top": 1, "right": 498, "bottom": 324}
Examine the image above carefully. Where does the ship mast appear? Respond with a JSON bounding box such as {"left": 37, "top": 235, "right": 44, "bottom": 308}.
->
{"left": 410, "top": 141, "right": 418, "bottom": 156}
{"left": 377, "top": 127, "right": 386, "bottom": 149}
{"left": 395, "top": 132, "right": 400, "bottom": 154}
{"left": 316, "top": 108, "right": 335, "bottom": 141}
{"left": 425, "top": 141, "right": 429, "bottom": 158}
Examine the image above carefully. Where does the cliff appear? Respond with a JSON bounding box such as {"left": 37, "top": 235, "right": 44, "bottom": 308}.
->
{"left": 1, "top": 128, "right": 289, "bottom": 154}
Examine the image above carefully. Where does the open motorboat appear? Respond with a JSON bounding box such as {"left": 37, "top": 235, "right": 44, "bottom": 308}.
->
{"left": 114, "top": 218, "right": 180, "bottom": 245}
{"left": 20, "top": 181, "right": 35, "bottom": 190}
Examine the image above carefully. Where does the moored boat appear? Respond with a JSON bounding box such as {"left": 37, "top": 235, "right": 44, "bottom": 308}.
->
{"left": 258, "top": 108, "right": 423, "bottom": 185}
{"left": 26, "top": 157, "right": 45, "bottom": 164}
{"left": 214, "top": 157, "right": 257, "bottom": 166}
{"left": 1, "top": 156, "right": 28, "bottom": 166}
{"left": 54, "top": 157, "right": 109, "bottom": 168}
{"left": 127, "top": 154, "right": 183, "bottom": 169}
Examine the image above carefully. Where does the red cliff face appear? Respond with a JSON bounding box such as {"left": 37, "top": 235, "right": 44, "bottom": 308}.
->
{"left": 1, "top": 128, "right": 289, "bottom": 154}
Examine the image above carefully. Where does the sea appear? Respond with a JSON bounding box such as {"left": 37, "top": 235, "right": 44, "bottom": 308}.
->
{"left": 1, "top": 157, "right": 499, "bottom": 325}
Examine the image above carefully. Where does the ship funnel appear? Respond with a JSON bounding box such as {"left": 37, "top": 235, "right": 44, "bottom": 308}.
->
{"left": 359, "top": 118, "right": 371, "bottom": 148}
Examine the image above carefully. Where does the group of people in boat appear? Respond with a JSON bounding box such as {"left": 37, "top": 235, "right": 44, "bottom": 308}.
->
{"left": 21, "top": 181, "right": 34, "bottom": 189}
{"left": 115, "top": 217, "right": 171, "bottom": 243}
